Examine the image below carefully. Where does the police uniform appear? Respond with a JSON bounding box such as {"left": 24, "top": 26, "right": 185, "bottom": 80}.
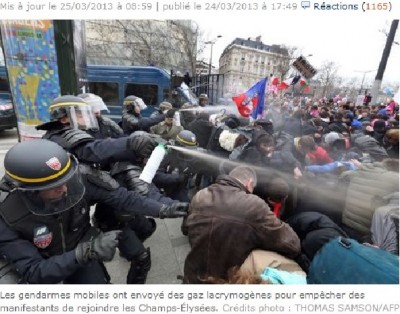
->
{"left": 0, "top": 139, "right": 187, "bottom": 284}
{"left": 0, "top": 140, "right": 131, "bottom": 283}
{"left": 90, "top": 115, "right": 124, "bottom": 139}
{"left": 36, "top": 96, "right": 189, "bottom": 284}
{"left": 38, "top": 124, "right": 137, "bottom": 167}
{"left": 121, "top": 96, "right": 165, "bottom": 135}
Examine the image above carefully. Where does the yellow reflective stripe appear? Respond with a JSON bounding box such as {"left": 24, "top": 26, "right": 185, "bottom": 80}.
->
{"left": 49, "top": 102, "right": 88, "bottom": 110}
{"left": 6, "top": 158, "right": 71, "bottom": 183}
{"left": 177, "top": 135, "right": 196, "bottom": 146}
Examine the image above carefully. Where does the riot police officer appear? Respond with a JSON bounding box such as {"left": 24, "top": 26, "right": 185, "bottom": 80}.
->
{"left": 0, "top": 140, "right": 121, "bottom": 284}
{"left": 0, "top": 140, "right": 188, "bottom": 284}
{"left": 36, "top": 95, "right": 152, "bottom": 167}
{"left": 121, "top": 95, "right": 165, "bottom": 135}
{"left": 36, "top": 95, "right": 189, "bottom": 284}
{"left": 78, "top": 92, "right": 124, "bottom": 139}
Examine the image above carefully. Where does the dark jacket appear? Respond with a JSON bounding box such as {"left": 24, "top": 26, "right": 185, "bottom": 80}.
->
{"left": 286, "top": 211, "right": 348, "bottom": 263}
{"left": 39, "top": 124, "right": 137, "bottom": 166}
{"left": 183, "top": 175, "right": 300, "bottom": 283}
{"left": 0, "top": 165, "right": 163, "bottom": 284}
{"left": 91, "top": 115, "right": 124, "bottom": 139}
{"left": 239, "top": 130, "right": 302, "bottom": 172}
{"left": 328, "top": 121, "right": 348, "bottom": 134}
{"left": 188, "top": 116, "right": 213, "bottom": 149}
{"left": 121, "top": 109, "right": 164, "bottom": 135}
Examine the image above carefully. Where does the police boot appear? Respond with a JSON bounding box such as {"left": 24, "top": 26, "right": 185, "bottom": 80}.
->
{"left": 127, "top": 248, "right": 151, "bottom": 284}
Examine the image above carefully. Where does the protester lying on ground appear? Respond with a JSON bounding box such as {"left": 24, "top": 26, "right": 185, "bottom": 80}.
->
{"left": 183, "top": 165, "right": 300, "bottom": 284}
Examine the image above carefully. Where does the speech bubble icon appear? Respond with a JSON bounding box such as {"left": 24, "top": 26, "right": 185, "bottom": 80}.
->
{"left": 301, "top": 1, "right": 311, "bottom": 9}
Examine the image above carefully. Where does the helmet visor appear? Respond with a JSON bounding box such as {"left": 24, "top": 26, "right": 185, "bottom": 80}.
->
{"left": 68, "top": 105, "right": 99, "bottom": 130}
{"left": 18, "top": 170, "right": 85, "bottom": 216}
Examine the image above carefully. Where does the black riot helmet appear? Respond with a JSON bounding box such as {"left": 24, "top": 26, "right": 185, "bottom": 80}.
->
{"left": 175, "top": 130, "right": 198, "bottom": 147}
{"left": 3, "top": 140, "right": 85, "bottom": 215}
{"left": 49, "top": 95, "right": 99, "bottom": 130}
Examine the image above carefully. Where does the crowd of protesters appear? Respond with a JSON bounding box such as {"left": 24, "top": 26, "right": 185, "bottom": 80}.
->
{"left": 0, "top": 91, "right": 398, "bottom": 284}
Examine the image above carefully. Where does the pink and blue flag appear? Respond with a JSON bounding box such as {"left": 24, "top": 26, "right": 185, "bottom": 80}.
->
{"left": 232, "top": 77, "right": 268, "bottom": 119}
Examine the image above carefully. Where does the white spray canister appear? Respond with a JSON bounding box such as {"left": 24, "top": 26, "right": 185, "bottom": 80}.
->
{"left": 174, "top": 110, "right": 181, "bottom": 127}
{"left": 139, "top": 144, "right": 167, "bottom": 184}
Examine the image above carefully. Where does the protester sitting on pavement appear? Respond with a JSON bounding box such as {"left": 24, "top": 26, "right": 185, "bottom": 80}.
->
{"left": 121, "top": 95, "right": 165, "bottom": 135}
{"left": 183, "top": 165, "right": 300, "bottom": 284}
{"left": 78, "top": 92, "right": 124, "bottom": 139}
{"left": 149, "top": 108, "right": 184, "bottom": 141}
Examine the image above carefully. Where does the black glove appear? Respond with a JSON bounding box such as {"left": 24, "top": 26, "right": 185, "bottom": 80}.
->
{"left": 159, "top": 202, "right": 189, "bottom": 219}
{"left": 129, "top": 135, "right": 157, "bottom": 159}
{"left": 137, "top": 181, "right": 150, "bottom": 196}
{"left": 75, "top": 230, "right": 122, "bottom": 265}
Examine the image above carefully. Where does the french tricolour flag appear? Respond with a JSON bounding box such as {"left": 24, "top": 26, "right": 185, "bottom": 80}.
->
{"left": 277, "top": 75, "right": 301, "bottom": 91}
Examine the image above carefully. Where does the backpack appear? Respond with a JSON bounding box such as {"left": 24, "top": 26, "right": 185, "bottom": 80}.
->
{"left": 308, "top": 237, "right": 399, "bottom": 284}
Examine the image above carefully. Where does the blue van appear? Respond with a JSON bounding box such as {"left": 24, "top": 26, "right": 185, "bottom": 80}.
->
{"left": 0, "top": 64, "right": 198, "bottom": 122}
{"left": 86, "top": 65, "right": 198, "bottom": 120}
{"left": 0, "top": 66, "right": 17, "bottom": 131}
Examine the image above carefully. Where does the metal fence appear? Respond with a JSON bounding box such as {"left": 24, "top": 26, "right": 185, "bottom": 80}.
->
{"left": 192, "top": 74, "right": 225, "bottom": 105}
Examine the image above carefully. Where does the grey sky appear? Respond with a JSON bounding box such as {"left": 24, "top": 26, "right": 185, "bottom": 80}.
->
{"left": 196, "top": 16, "right": 399, "bottom": 85}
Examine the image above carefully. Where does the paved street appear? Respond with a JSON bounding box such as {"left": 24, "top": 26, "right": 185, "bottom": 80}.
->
{"left": 0, "top": 128, "right": 190, "bottom": 284}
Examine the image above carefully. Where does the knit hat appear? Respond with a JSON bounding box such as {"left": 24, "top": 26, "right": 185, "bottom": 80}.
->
{"left": 218, "top": 130, "right": 240, "bottom": 152}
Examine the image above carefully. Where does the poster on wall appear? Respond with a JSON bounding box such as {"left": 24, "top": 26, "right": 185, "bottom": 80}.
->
{"left": 0, "top": 20, "right": 61, "bottom": 140}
